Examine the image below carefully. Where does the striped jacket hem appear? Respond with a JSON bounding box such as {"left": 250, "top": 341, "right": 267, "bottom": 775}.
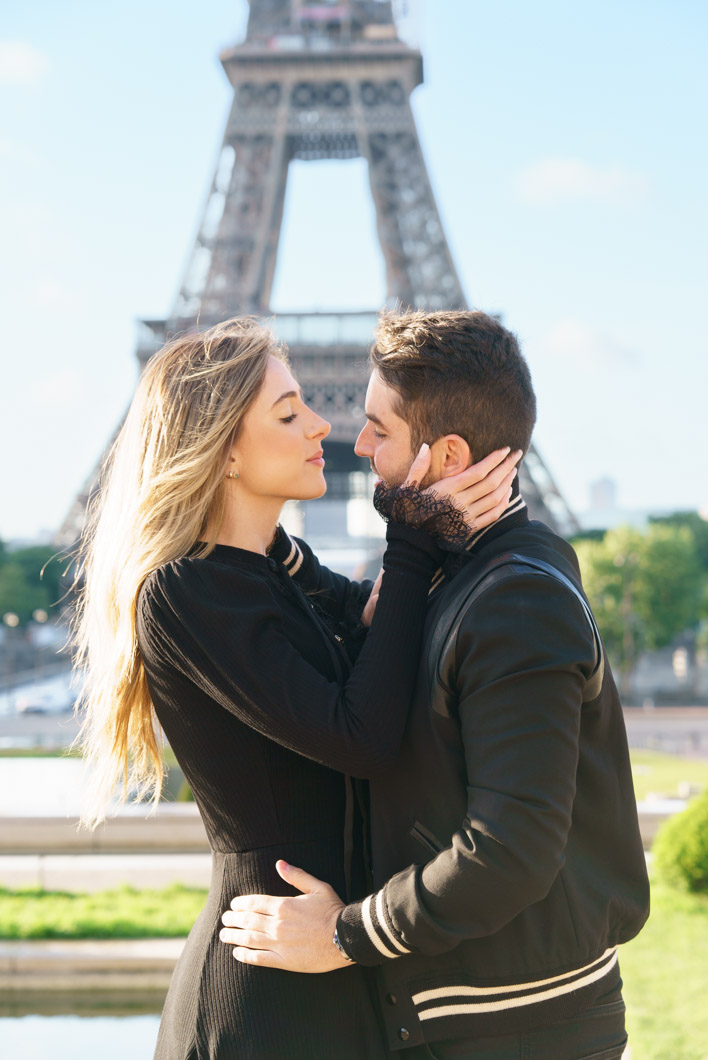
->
{"left": 411, "top": 947, "right": 619, "bottom": 1021}
{"left": 338, "top": 887, "right": 619, "bottom": 1021}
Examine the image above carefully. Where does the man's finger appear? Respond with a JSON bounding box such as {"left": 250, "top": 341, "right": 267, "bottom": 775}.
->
{"left": 275, "top": 859, "right": 333, "bottom": 895}
{"left": 402, "top": 442, "right": 431, "bottom": 488}
{"left": 232, "top": 946, "right": 281, "bottom": 968}
{"left": 229, "top": 894, "right": 281, "bottom": 915}
{"left": 222, "top": 909, "right": 273, "bottom": 933}
{"left": 219, "top": 925, "right": 273, "bottom": 948}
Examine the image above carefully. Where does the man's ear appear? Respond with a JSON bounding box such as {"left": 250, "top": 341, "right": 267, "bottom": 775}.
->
{"left": 431, "top": 435, "right": 471, "bottom": 479}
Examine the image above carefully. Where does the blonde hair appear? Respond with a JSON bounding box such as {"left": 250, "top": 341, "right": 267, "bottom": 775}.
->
{"left": 73, "top": 317, "right": 286, "bottom": 827}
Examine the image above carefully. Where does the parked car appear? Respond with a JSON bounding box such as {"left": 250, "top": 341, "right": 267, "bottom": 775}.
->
{"left": 15, "top": 686, "right": 75, "bottom": 715}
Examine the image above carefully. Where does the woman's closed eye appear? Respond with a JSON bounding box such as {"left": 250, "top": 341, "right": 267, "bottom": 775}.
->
{"left": 280, "top": 413, "right": 298, "bottom": 423}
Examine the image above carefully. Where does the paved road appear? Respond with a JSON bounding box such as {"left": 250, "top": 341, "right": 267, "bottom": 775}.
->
{"left": 3, "top": 705, "right": 708, "bottom": 754}
{"left": 623, "top": 707, "right": 708, "bottom": 755}
{"left": 0, "top": 710, "right": 79, "bottom": 749}
{"left": 0, "top": 852, "right": 213, "bottom": 891}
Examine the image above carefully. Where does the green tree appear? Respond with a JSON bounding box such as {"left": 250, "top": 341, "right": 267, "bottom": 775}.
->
{"left": 654, "top": 789, "right": 708, "bottom": 892}
{"left": 569, "top": 528, "right": 607, "bottom": 546}
{"left": 0, "top": 543, "right": 65, "bottom": 624}
{"left": 576, "top": 523, "right": 703, "bottom": 696}
{"left": 649, "top": 511, "right": 708, "bottom": 572}
{"left": 0, "top": 564, "right": 48, "bottom": 623}
{"left": 9, "top": 546, "right": 65, "bottom": 611}
{"left": 637, "top": 524, "right": 703, "bottom": 650}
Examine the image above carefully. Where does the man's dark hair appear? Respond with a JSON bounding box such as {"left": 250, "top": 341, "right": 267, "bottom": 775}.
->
{"left": 369, "top": 309, "right": 537, "bottom": 460}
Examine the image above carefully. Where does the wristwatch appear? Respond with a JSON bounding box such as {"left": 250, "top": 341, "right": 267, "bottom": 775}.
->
{"left": 333, "top": 927, "right": 356, "bottom": 963}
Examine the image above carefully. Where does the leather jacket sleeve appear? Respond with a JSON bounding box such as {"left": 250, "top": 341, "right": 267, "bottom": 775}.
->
{"left": 336, "top": 573, "right": 598, "bottom": 963}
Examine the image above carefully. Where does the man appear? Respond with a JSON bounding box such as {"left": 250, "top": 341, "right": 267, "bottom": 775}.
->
{"left": 220, "top": 310, "right": 650, "bottom": 1058}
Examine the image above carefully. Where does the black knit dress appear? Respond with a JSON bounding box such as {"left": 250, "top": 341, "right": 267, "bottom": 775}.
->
{"left": 136, "top": 523, "right": 440, "bottom": 1060}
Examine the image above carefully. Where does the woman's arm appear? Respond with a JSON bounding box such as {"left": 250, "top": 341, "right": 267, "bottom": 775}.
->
{"left": 138, "top": 523, "right": 438, "bottom": 779}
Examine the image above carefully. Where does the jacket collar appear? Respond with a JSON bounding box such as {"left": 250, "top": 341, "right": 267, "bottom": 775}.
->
{"left": 429, "top": 482, "right": 529, "bottom": 595}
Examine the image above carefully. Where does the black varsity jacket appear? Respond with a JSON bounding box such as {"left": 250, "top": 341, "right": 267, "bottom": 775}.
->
{"left": 272, "top": 507, "right": 650, "bottom": 1051}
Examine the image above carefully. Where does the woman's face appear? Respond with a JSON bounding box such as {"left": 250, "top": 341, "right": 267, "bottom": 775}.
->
{"left": 229, "top": 355, "right": 331, "bottom": 502}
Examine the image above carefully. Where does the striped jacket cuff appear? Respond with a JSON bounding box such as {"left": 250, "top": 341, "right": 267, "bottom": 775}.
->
{"left": 336, "top": 889, "right": 415, "bottom": 967}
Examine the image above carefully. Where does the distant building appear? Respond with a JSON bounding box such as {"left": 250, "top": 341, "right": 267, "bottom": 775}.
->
{"left": 589, "top": 477, "right": 617, "bottom": 512}
{"left": 579, "top": 477, "right": 672, "bottom": 532}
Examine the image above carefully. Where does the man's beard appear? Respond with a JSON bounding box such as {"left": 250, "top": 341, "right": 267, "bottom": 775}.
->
{"left": 369, "top": 459, "right": 436, "bottom": 491}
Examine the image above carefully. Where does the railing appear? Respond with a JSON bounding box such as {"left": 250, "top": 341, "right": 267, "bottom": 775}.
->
{"left": 270, "top": 311, "right": 379, "bottom": 347}
{"left": 136, "top": 313, "right": 380, "bottom": 355}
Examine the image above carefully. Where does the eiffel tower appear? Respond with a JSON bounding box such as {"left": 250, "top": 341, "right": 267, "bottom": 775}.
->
{"left": 58, "top": 0, "right": 578, "bottom": 545}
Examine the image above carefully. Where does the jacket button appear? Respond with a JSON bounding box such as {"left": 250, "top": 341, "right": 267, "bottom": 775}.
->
{"left": 386, "top": 993, "right": 397, "bottom": 1006}
{"left": 399, "top": 1028, "right": 410, "bottom": 1042}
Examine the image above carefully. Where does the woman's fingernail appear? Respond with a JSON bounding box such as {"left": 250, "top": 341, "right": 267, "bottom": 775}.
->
{"left": 418, "top": 443, "right": 430, "bottom": 455}
{"left": 501, "top": 446, "right": 511, "bottom": 454}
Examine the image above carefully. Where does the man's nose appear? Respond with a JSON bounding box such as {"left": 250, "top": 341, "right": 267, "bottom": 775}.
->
{"left": 354, "top": 425, "right": 370, "bottom": 457}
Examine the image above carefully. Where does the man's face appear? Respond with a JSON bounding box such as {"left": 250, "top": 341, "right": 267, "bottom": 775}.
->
{"left": 354, "top": 371, "right": 417, "bottom": 486}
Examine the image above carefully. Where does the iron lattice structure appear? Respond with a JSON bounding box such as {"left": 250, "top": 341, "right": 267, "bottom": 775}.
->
{"left": 58, "top": 0, "right": 578, "bottom": 544}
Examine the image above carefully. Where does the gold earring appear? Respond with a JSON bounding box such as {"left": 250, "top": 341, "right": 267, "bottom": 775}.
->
{"left": 226, "top": 470, "right": 239, "bottom": 480}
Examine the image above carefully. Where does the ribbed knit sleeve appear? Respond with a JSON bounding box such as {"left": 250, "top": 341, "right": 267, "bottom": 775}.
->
{"left": 138, "top": 524, "right": 440, "bottom": 778}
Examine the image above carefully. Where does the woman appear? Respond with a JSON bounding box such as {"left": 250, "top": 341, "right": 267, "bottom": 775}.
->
{"left": 74, "top": 318, "right": 517, "bottom": 1059}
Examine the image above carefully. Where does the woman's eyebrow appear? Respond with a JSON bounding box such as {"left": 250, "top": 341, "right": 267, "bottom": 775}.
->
{"left": 270, "top": 389, "right": 301, "bottom": 409}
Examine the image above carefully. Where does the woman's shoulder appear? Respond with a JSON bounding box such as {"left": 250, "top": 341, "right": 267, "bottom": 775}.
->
{"left": 140, "top": 550, "right": 271, "bottom": 614}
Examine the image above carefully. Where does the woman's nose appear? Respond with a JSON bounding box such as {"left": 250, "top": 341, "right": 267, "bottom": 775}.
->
{"left": 309, "top": 414, "right": 331, "bottom": 440}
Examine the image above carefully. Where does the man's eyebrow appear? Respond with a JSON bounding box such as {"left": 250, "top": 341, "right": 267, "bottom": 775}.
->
{"left": 270, "top": 389, "right": 301, "bottom": 410}
{"left": 364, "top": 410, "right": 388, "bottom": 430}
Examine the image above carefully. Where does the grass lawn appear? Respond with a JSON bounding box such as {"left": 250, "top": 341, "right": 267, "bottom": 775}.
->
{"left": 0, "top": 883, "right": 207, "bottom": 939}
{"left": 630, "top": 749, "right": 708, "bottom": 802}
{"left": 2, "top": 879, "right": 708, "bottom": 1059}
{"left": 2, "top": 746, "right": 708, "bottom": 1056}
{"left": 620, "top": 879, "right": 708, "bottom": 1060}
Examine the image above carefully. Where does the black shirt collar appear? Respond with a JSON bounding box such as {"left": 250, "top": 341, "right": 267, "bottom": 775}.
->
{"left": 430, "top": 481, "right": 530, "bottom": 593}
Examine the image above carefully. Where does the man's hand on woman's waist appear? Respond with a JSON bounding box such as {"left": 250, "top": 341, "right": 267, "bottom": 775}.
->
{"left": 220, "top": 859, "right": 350, "bottom": 973}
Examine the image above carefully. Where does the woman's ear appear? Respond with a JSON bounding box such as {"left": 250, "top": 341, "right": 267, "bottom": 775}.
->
{"left": 433, "top": 435, "right": 471, "bottom": 479}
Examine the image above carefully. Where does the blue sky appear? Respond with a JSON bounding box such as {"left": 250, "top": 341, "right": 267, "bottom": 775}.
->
{"left": 1, "top": 0, "right": 706, "bottom": 540}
